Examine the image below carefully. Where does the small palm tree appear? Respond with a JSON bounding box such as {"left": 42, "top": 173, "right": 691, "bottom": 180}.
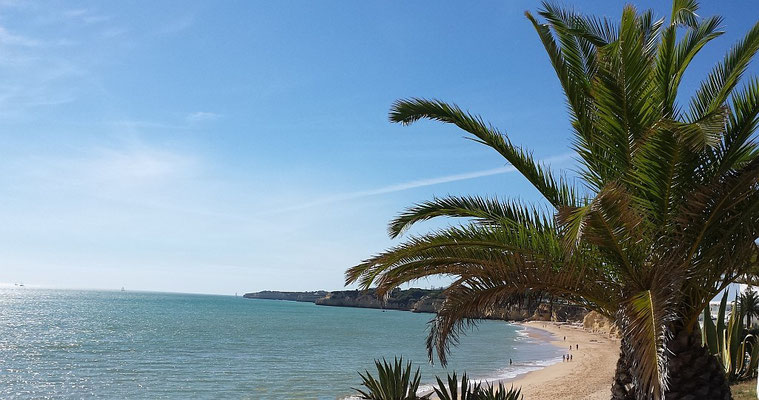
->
{"left": 353, "top": 358, "right": 429, "bottom": 400}
{"left": 740, "top": 288, "right": 759, "bottom": 329}
{"left": 434, "top": 373, "right": 522, "bottom": 400}
{"left": 433, "top": 372, "right": 481, "bottom": 400}
{"left": 476, "top": 383, "right": 523, "bottom": 400}
{"left": 346, "top": 1, "right": 759, "bottom": 399}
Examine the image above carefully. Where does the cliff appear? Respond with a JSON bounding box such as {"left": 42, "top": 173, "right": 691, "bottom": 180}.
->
{"left": 582, "top": 310, "right": 619, "bottom": 337}
{"left": 242, "top": 290, "right": 328, "bottom": 302}
{"left": 314, "top": 288, "right": 444, "bottom": 313}
{"left": 243, "top": 288, "right": 587, "bottom": 322}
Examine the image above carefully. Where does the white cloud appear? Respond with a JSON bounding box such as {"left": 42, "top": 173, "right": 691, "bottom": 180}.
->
{"left": 157, "top": 15, "right": 195, "bottom": 35}
{"left": 186, "top": 111, "right": 221, "bottom": 123}
{"left": 17, "top": 144, "right": 195, "bottom": 192}
{"left": 0, "top": 14, "right": 96, "bottom": 117}
{"left": 62, "top": 9, "right": 87, "bottom": 18}
{"left": 273, "top": 152, "right": 575, "bottom": 213}
{"left": 101, "top": 27, "right": 128, "bottom": 39}
{"left": 62, "top": 8, "right": 110, "bottom": 24}
{"left": 86, "top": 147, "right": 193, "bottom": 183}
{"left": 0, "top": 26, "right": 40, "bottom": 47}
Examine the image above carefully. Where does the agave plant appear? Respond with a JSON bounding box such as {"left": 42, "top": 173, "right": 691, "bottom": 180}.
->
{"left": 353, "top": 357, "right": 429, "bottom": 400}
{"left": 346, "top": 1, "right": 759, "bottom": 399}
{"left": 702, "top": 292, "right": 759, "bottom": 381}
{"left": 434, "top": 372, "right": 481, "bottom": 400}
{"left": 476, "top": 383, "right": 523, "bottom": 400}
{"left": 434, "top": 372, "right": 522, "bottom": 400}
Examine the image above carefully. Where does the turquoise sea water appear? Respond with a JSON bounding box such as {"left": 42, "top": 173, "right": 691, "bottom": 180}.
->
{"left": 0, "top": 288, "right": 562, "bottom": 399}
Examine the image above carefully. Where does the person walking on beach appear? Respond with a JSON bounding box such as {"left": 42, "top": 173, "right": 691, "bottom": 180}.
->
{"left": 563, "top": 336, "right": 566, "bottom": 341}
{"left": 576, "top": 344, "right": 579, "bottom": 350}
{"left": 570, "top": 354, "right": 573, "bottom": 361}
{"left": 562, "top": 354, "right": 565, "bottom": 362}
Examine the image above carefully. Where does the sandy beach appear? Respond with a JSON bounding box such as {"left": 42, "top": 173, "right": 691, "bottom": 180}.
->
{"left": 504, "top": 321, "right": 619, "bottom": 400}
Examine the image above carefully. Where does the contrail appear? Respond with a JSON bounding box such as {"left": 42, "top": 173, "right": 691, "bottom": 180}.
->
{"left": 272, "top": 152, "right": 575, "bottom": 213}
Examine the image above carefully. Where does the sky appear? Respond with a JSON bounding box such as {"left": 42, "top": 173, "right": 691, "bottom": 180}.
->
{"left": 0, "top": 1, "right": 757, "bottom": 295}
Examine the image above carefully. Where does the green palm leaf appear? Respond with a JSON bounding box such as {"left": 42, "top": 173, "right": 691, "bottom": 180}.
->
{"left": 389, "top": 98, "right": 577, "bottom": 208}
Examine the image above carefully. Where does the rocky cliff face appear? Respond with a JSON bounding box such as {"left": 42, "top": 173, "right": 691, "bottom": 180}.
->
{"left": 582, "top": 310, "right": 619, "bottom": 337}
{"left": 410, "top": 296, "right": 445, "bottom": 313}
{"left": 314, "top": 288, "right": 444, "bottom": 313}
{"left": 244, "top": 288, "right": 587, "bottom": 322}
{"left": 242, "top": 290, "right": 328, "bottom": 302}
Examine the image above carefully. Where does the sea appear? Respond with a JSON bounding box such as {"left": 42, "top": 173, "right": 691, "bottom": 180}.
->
{"left": 0, "top": 288, "right": 563, "bottom": 399}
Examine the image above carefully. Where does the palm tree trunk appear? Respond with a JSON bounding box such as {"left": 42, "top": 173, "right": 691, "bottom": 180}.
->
{"left": 612, "top": 327, "right": 731, "bottom": 400}
{"left": 610, "top": 343, "right": 635, "bottom": 400}
{"left": 662, "top": 326, "right": 731, "bottom": 400}
{"left": 548, "top": 294, "right": 555, "bottom": 321}
{"left": 745, "top": 310, "right": 750, "bottom": 330}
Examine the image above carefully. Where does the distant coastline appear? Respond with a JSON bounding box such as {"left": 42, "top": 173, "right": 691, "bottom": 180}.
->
{"left": 243, "top": 288, "right": 588, "bottom": 322}
{"left": 244, "top": 288, "right": 443, "bottom": 313}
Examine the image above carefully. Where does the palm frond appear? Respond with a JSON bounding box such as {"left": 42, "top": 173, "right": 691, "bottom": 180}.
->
{"left": 388, "top": 196, "right": 551, "bottom": 239}
{"left": 716, "top": 78, "right": 759, "bottom": 172}
{"left": 623, "top": 288, "right": 676, "bottom": 400}
{"left": 656, "top": 16, "right": 724, "bottom": 114}
{"left": 426, "top": 283, "right": 529, "bottom": 365}
{"left": 389, "top": 98, "right": 577, "bottom": 208}
{"left": 670, "top": 0, "right": 699, "bottom": 28}
{"left": 667, "top": 107, "right": 727, "bottom": 151}
{"left": 688, "top": 21, "right": 759, "bottom": 121}
{"left": 347, "top": 223, "right": 565, "bottom": 294}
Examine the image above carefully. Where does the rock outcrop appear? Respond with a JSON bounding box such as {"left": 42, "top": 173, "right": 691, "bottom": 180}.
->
{"left": 583, "top": 310, "right": 619, "bottom": 337}
{"left": 411, "top": 296, "right": 445, "bottom": 313}
{"left": 243, "top": 288, "right": 588, "bottom": 322}
{"left": 315, "top": 288, "right": 444, "bottom": 313}
{"left": 242, "top": 290, "right": 328, "bottom": 302}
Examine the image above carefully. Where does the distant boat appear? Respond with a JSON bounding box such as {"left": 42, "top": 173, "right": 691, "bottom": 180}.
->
{"left": 121, "top": 287, "right": 125, "bottom": 292}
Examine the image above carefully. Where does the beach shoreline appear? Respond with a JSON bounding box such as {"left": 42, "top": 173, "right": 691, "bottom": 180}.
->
{"left": 421, "top": 321, "right": 618, "bottom": 400}
{"left": 501, "top": 321, "right": 619, "bottom": 399}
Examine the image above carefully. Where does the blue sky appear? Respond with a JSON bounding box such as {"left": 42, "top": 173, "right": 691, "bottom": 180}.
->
{"left": 0, "top": 1, "right": 757, "bottom": 294}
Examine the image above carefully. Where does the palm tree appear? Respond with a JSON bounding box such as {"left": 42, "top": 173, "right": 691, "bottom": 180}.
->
{"left": 740, "top": 288, "right": 759, "bottom": 329}
{"left": 345, "top": 1, "right": 759, "bottom": 399}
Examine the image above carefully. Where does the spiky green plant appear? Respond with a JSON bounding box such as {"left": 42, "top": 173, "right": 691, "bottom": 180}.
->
{"left": 703, "top": 292, "right": 759, "bottom": 381}
{"left": 433, "top": 373, "right": 522, "bottom": 400}
{"left": 346, "top": 1, "right": 759, "bottom": 399}
{"left": 353, "top": 358, "right": 429, "bottom": 400}
{"left": 476, "top": 383, "right": 523, "bottom": 400}
{"left": 433, "top": 372, "right": 481, "bottom": 400}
